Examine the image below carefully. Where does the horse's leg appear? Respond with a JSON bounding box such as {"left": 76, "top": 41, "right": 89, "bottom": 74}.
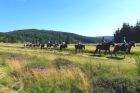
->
{"left": 94, "top": 47, "right": 98, "bottom": 55}
{"left": 115, "top": 51, "right": 117, "bottom": 56}
{"left": 108, "top": 49, "right": 111, "bottom": 54}
{"left": 105, "top": 50, "right": 107, "bottom": 55}
{"left": 99, "top": 49, "right": 101, "bottom": 56}
{"left": 60, "top": 46, "right": 62, "bottom": 50}
{"left": 124, "top": 51, "right": 126, "bottom": 58}
{"left": 78, "top": 49, "right": 79, "bottom": 53}
{"left": 75, "top": 49, "right": 77, "bottom": 53}
{"left": 111, "top": 52, "right": 113, "bottom": 57}
{"left": 111, "top": 50, "right": 115, "bottom": 57}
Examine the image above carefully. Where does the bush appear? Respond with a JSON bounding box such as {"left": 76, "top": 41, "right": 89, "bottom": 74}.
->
{"left": 79, "top": 63, "right": 111, "bottom": 79}
{"left": 25, "top": 60, "right": 49, "bottom": 69}
{"left": 51, "top": 58, "right": 76, "bottom": 69}
{"left": 92, "top": 75, "right": 138, "bottom": 93}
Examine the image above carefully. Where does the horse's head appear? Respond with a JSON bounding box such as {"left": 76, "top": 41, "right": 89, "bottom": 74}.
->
{"left": 129, "top": 41, "right": 136, "bottom": 47}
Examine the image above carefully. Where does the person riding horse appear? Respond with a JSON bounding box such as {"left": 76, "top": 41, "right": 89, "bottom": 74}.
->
{"left": 47, "top": 41, "right": 53, "bottom": 48}
{"left": 94, "top": 40, "right": 115, "bottom": 55}
{"left": 111, "top": 41, "right": 135, "bottom": 57}
{"left": 53, "top": 42, "right": 59, "bottom": 49}
{"left": 75, "top": 41, "right": 85, "bottom": 53}
{"left": 78, "top": 41, "right": 81, "bottom": 46}
{"left": 101, "top": 37, "right": 106, "bottom": 45}
{"left": 48, "top": 41, "right": 51, "bottom": 44}
{"left": 60, "top": 41, "right": 68, "bottom": 50}
{"left": 122, "top": 36, "right": 127, "bottom": 47}
{"left": 62, "top": 41, "right": 66, "bottom": 45}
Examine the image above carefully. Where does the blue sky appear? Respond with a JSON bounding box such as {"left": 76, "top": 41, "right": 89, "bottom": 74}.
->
{"left": 0, "top": 0, "right": 140, "bottom": 36}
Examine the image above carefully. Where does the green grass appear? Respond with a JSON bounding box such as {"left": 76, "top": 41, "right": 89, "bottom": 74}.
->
{"left": 0, "top": 43, "right": 140, "bottom": 93}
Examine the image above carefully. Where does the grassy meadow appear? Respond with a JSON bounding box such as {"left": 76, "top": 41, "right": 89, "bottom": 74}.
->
{"left": 0, "top": 43, "right": 140, "bottom": 93}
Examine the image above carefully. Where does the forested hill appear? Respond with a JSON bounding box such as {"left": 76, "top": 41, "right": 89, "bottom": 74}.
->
{"left": 0, "top": 29, "right": 103, "bottom": 43}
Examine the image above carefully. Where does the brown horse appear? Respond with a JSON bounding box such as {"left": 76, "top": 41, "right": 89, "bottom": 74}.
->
{"left": 60, "top": 43, "right": 68, "bottom": 50}
{"left": 40, "top": 43, "right": 45, "bottom": 49}
{"left": 75, "top": 44, "right": 85, "bottom": 53}
{"left": 94, "top": 41, "right": 115, "bottom": 55}
{"left": 53, "top": 43, "right": 59, "bottom": 49}
{"left": 111, "top": 41, "right": 135, "bottom": 57}
{"left": 46, "top": 43, "right": 53, "bottom": 49}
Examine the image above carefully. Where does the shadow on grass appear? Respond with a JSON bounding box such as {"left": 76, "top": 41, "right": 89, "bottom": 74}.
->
{"left": 89, "top": 54, "right": 125, "bottom": 60}
{"left": 107, "top": 56, "right": 124, "bottom": 60}
{"left": 89, "top": 54, "right": 102, "bottom": 57}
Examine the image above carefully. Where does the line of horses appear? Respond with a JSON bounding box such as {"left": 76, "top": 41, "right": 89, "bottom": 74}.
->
{"left": 23, "top": 41, "right": 136, "bottom": 57}
{"left": 94, "top": 41, "right": 135, "bottom": 57}
{"left": 24, "top": 42, "right": 68, "bottom": 50}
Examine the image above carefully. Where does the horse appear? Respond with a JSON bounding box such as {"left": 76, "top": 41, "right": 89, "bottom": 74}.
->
{"left": 60, "top": 43, "right": 68, "bottom": 50}
{"left": 40, "top": 43, "right": 45, "bottom": 49}
{"left": 24, "top": 42, "right": 32, "bottom": 48}
{"left": 36, "top": 43, "right": 41, "bottom": 47}
{"left": 94, "top": 41, "right": 115, "bottom": 55}
{"left": 75, "top": 44, "right": 85, "bottom": 53}
{"left": 46, "top": 43, "right": 53, "bottom": 49}
{"left": 111, "top": 41, "right": 135, "bottom": 57}
{"left": 53, "top": 43, "right": 59, "bottom": 49}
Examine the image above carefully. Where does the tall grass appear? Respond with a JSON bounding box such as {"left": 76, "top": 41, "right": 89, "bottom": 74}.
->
{"left": 21, "top": 58, "right": 90, "bottom": 93}
{"left": 0, "top": 43, "right": 140, "bottom": 93}
{"left": 134, "top": 52, "right": 140, "bottom": 75}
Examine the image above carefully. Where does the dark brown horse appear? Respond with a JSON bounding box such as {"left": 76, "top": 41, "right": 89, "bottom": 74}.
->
{"left": 53, "top": 43, "right": 59, "bottom": 49}
{"left": 24, "top": 43, "right": 33, "bottom": 48}
{"left": 47, "top": 43, "right": 53, "bottom": 49}
{"left": 94, "top": 41, "right": 115, "bottom": 55}
{"left": 60, "top": 43, "right": 68, "bottom": 50}
{"left": 40, "top": 43, "right": 45, "bottom": 49}
{"left": 32, "top": 43, "right": 40, "bottom": 48}
{"left": 111, "top": 41, "right": 135, "bottom": 57}
{"left": 75, "top": 44, "right": 85, "bottom": 53}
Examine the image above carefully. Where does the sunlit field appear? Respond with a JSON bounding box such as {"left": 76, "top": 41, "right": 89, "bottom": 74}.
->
{"left": 0, "top": 43, "right": 140, "bottom": 93}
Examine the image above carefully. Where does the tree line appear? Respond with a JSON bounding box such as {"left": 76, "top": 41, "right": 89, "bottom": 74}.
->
{"left": 0, "top": 29, "right": 101, "bottom": 43}
{"left": 114, "top": 21, "right": 140, "bottom": 43}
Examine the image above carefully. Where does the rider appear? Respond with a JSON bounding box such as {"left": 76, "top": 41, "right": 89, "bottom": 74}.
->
{"left": 48, "top": 41, "right": 51, "bottom": 44}
{"left": 78, "top": 41, "right": 81, "bottom": 46}
{"left": 122, "top": 36, "right": 127, "bottom": 47}
{"left": 101, "top": 37, "right": 106, "bottom": 45}
{"left": 62, "top": 41, "right": 66, "bottom": 45}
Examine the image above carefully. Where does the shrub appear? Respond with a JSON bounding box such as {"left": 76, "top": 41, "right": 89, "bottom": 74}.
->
{"left": 24, "top": 60, "right": 49, "bottom": 69}
{"left": 92, "top": 75, "right": 137, "bottom": 93}
{"left": 51, "top": 58, "right": 76, "bottom": 69}
{"left": 79, "top": 63, "right": 111, "bottom": 79}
